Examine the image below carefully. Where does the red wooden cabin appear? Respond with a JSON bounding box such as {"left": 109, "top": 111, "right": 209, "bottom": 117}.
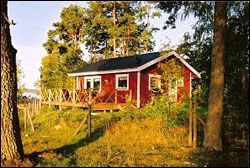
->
{"left": 68, "top": 51, "right": 201, "bottom": 108}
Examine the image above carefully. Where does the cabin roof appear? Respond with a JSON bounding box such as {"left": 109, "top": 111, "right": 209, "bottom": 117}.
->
{"left": 70, "top": 52, "right": 162, "bottom": 74}
{"left": 68, "top": 51, "right": 201, "bottom": 78}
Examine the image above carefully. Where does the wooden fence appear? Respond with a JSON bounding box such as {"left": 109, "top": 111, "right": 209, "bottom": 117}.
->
{"left": 188, "top": 88, "right": 206, "bottom": 148}
{"left": 18, "top": 99, "right": 41, "bottom": 132}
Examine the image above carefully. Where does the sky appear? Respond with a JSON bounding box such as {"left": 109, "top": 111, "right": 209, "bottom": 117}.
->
{"left": 8, "top": 1, "right": 197, "bottom": 89}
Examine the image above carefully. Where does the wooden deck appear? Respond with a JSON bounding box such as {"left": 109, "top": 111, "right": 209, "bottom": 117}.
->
{"left": 40, "top": 89, "right": 133, "bottom": 111}
{"left": 41, "top": 101, "right": 125, "bottom": 111}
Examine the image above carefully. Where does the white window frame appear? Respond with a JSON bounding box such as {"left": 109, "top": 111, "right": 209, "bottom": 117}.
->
{"left": 169, "top": 80, "right": 178, "bottom": 102}
{"left": 148, "top": 74, "right": 161, "bottom": 91}
{"left": 84, "top": 76, "right": 101, "bottom": 91}
{"left": 116, "top": 74, "right": 129, "bottom": 90}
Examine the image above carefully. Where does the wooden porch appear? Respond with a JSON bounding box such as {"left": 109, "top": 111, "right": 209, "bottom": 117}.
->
{"left": 40, "top": 89, "right": 133, "bottom": 111}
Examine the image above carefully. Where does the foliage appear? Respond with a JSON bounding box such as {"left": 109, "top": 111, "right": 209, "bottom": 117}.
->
{"left": 40, "top": 2, "right": 160, "bottom": 89}
{"left": 40, "top": 5, "right": 87, "bottom": 90}
{"left": 20, "top": 106, "right": 194, "bottom": 167}
{"left": 85, "top": 1, "right": 158, "bottom": 59}
{"left": 158, "top": 58, "right": 183, "bottom": 90}
{"left": 19, "top": 105, "right": 248, "bottom": 167}
{"left": 157, "top": 1, "right": 249, "bottom": 149}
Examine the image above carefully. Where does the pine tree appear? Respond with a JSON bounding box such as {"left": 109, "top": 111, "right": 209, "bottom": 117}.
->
{"left": 1, "top": 1, "right": 25, "bottom": 165}
{"left": 41, "top": 5, "right": 87, "bottom": 90}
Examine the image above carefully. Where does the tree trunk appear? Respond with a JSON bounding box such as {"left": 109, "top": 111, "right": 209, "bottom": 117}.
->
{"left": 1, "top": 1, "right": 25, "bottom": 165}
{"left": 203, "top": 2, "right": 227, "bottom": 151}
{"left": 113, "top": 1, "right": 116, "bottom": 57}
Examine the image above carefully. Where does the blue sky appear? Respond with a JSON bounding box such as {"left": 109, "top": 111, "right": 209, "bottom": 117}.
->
{"left": 8, "top": 1, "right": 197, "bottom": 89}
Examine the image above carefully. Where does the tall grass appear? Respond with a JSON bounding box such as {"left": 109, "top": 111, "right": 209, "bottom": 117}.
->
{"left": 19, "top": 96, "right": 198, "bottom": 166}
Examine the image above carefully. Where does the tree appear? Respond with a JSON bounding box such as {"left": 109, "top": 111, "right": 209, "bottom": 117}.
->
{"left": 174, "top": 2, "right": 249, "bottom": 149}
{"left": 41, "top": 5, "right": 87, "bottom": 90}
{"left": 157, "top": 1, "right": 228, "bottom": 151}
{"left": 203, "top": 2, "right": 227, "bottom": 151}
{"left": 1, "top": 1, "right": 24, "bottom": 165}
{"left": 85, "top": 1, "right": 157, "bottom": 59}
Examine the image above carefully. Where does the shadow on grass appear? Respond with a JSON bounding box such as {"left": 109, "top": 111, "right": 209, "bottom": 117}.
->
{"left": 191, "top": 148, "right": 249, "bottom": 167}
{"left": 27, "top": 124, "right": 107, "bottom": 166}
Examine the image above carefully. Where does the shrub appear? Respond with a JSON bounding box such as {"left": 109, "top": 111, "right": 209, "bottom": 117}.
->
{"left": 118, "top": 93, "right": 190, "bottom": 128}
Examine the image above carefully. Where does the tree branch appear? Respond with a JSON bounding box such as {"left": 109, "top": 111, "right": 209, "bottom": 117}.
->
{"left": 2, "top": 12, "right": 16, "bottom": 25}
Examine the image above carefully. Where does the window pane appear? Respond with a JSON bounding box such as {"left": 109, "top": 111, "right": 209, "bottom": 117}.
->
{"left": 86, "top": 79, "right": 91, "bottom": 89}
{"left": 150, "top": 76, "right": 160, "bottom": 91}
{"left": 93, "top": 78, "right": 100, "bottom": 90}
{"left": 118, "top": 76, "right": 127, "bottom": 88}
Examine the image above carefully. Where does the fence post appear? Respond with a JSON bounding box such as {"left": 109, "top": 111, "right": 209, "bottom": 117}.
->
{"left": 73, "top": 88, "right": 76, "bottom": 104}
{"left": 129, "top": 89, "right": 132, "bottom": 102}
{"left": 24, "top": 107, "right": 27, "bottom": 130}
{"left": 115, "top": 90, "right": 117, "bottom": 104}
{"left": 193, "top": 92, "right": 197, "bottom": 148}
{"left": 36, "top": 99, "right": 38, "bottom": 116}
{"left": 48, "top": 89, "right": 51, "bottom": 108}
{"left": 59, "top": 89, "right": 62, "bottom": 110}
{"left": 39, "top": 90, "right": 42, "bottom": 113}
{"left": 88, "top": 89, "right": 92, "bottom": 137}
{"left": 31, "top": 101, "right": 34, "bottom": 117}
{"left": 27, "top": 104, "right": 35, "bottom": 132}
{"left": 188, "top": 98, "right": 193, "bottom": 146}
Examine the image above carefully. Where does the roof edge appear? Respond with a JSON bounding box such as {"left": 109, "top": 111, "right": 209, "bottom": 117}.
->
{"left": 68, "top": 51, "right": 201, "bottom": 78}
{"left": 68, "top": 67, "right": 139, "bottom": 76}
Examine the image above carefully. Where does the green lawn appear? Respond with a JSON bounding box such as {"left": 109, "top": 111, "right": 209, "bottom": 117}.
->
{"left": 19, "top": 105, "right": 248, "bottom": 167}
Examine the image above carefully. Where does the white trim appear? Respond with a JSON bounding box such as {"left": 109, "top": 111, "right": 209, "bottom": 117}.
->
{"left": 68, "top": 51, "right": 201, "bottom": 78}
{"left": 190, "top": 72, "right": 192, "bottom": 98}
{"left": 68, "top": 68, "right": 138, "bottom": 76}
{"left": 137, "top": 71, "right": 141, "bottom": 108}
{"left": 115, "top": 74, "right": 129, "bottom": 90}
{"left": 138, "top": 51, "right": 201, "bottom": 78}
{"left": 138, "top": 51, "right": 173, "bottom": 71}
{"left": 148, "top": 74, "right": 161, "bottom": 91}
{"left": 76, "top": 76, "right": 79, "bottom": 90}
{"left": 171, "top": 51, "right": 201, "bottom": 78}
{"left": 84, "top": 76, "right": 101, "bottom": 91}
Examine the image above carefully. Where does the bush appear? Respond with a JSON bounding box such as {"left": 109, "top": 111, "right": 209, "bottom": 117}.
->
{"left": 117, "top": 94, "right": 190, "bottom": 128}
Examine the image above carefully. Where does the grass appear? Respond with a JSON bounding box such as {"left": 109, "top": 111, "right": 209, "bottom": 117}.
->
{"left": 18, "top": 104, "right": 249, "bottom": 167}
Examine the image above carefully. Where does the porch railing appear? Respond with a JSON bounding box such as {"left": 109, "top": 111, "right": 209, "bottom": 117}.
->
{"left": 40, "top": 88, "right": 132, "bottom": 105}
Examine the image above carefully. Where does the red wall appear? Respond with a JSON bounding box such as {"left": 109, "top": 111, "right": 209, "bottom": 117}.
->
{"left": 140, "top": 61, "right": 192, "bottom": 107}
{"left": 77, "top": 59, "right": 195, "bottom": 107}
{"left": 177, "top": 66, "right": 191, "bottom": 102}
{"left": 129, "top": 72, "right": 138, "bottom": 104}
{"left": 140, "top": 64, "right": 160, "bottom": 106}
{"left": 78, "top": 73, "right": 138, "bottom": 104}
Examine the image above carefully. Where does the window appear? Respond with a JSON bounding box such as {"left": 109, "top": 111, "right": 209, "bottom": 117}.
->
{"left": 84, "top": 76, "right": 101, "bottom": 91}
{"left": 149, "top": 74, "right": 161, "bottom": 92}
{"left": 93, "top": 78, "right": 100, "bottom": 90}
{"left": 177, "top": 77, "right": 184, "bottom": 87}
{"left": 169, "top": 79, "right": 177, "bottom": 102}
{"left": 86, "top": 79, "right": 91, "bottom": 89}
{"left": 116, "top": 74, "right": 129, "bottom": 90}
